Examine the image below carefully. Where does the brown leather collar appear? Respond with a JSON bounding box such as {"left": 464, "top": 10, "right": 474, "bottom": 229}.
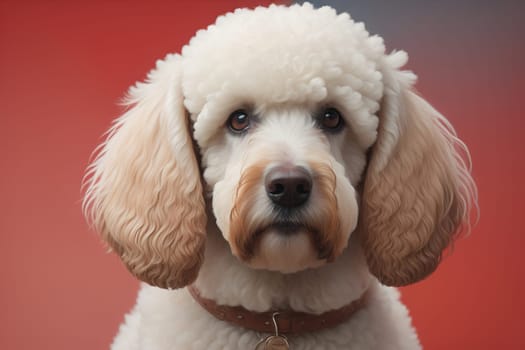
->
{"left": 188, "top": 285, "right": 368, "bottom": 335}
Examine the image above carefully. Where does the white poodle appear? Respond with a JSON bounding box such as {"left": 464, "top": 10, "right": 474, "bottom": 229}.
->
{"left": 84, "top": 3, "right": 477, "bottom": 349}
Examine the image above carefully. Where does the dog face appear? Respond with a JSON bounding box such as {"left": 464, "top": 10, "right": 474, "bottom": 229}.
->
{"left": 84, "top": 4, "right": 476, "bottom": 289}
{"left": 201, "top": 107, "right": 365, "bottom": 273}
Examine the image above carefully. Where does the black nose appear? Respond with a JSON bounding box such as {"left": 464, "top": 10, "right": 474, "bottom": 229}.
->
{"left": 265, "top": 166, "right": 312, "bottom": 208}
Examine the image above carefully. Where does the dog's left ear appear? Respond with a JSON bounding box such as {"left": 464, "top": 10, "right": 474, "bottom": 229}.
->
{"left": 359, "top": 52, "right": 477, "bottom": 286}
{"left": 83, "top": 55, "right": 206, "bottom": 289}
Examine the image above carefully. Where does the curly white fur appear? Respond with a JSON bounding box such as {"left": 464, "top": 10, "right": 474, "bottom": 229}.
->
{"left": 83, "top": 3, "right": 477, "bottom": 349}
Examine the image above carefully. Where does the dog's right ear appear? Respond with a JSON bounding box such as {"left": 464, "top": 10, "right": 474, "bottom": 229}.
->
{"left": 83, "top": 54, "right": 206, "bottom": 289}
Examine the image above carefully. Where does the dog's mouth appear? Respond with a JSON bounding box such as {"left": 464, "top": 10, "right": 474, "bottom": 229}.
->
{"left": 233, "top": 220, "right": 335, "bottom": 273}
{"left": 264, "top": 221, "right": 304, "bottom": 235}
{"left": 254, "top": 221, "right": 332, "bottom": 260}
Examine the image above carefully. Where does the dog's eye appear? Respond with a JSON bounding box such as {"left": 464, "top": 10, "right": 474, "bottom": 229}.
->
{"left": 319, "top": 108, "right": 344, "bottom": 131}
{"left": 227, "top": 110, "right": 251, "bottom": 133}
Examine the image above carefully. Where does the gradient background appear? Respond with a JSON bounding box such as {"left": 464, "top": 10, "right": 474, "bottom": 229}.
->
{"left": 1, "top": 0, "right": 523, "bottom": 349}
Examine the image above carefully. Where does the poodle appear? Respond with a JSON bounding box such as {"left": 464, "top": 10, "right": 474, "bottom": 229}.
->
{"left": 83, "top": 3, "right": 477, "bottom": 349}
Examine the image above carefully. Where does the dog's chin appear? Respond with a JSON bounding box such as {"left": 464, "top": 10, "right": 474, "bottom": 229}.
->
{"left": 246, "top": 225, "right": 327, "bottom": 273}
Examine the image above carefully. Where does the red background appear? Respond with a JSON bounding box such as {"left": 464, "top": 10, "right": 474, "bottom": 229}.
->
{"left": 1, "top": 0, "right": 523, "bottom": 349}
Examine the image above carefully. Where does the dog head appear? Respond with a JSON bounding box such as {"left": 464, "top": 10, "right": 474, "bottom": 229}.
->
{"left": 83, "top": 4, "right": 476, "bottom": 289}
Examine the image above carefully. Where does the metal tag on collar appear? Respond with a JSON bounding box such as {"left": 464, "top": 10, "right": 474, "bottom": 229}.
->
{"left": 254, "top": 312, "right": 290, "bottom": 350}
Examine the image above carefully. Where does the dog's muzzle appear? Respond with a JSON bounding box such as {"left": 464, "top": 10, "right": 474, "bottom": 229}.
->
{"left": 228, "top": 160, "right": 347, "bottom": 272}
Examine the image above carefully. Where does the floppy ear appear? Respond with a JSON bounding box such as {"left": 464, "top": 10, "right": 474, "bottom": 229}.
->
{"left": 359, "top": 52, "right": 477, "bottom": 286}
{"left": 83, "top": 54, "right": 206, "bottom": 289}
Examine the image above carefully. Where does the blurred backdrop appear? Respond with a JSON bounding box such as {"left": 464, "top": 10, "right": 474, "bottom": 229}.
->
{"left": 1, "top": 0, "right": 523, "bottom": 349}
